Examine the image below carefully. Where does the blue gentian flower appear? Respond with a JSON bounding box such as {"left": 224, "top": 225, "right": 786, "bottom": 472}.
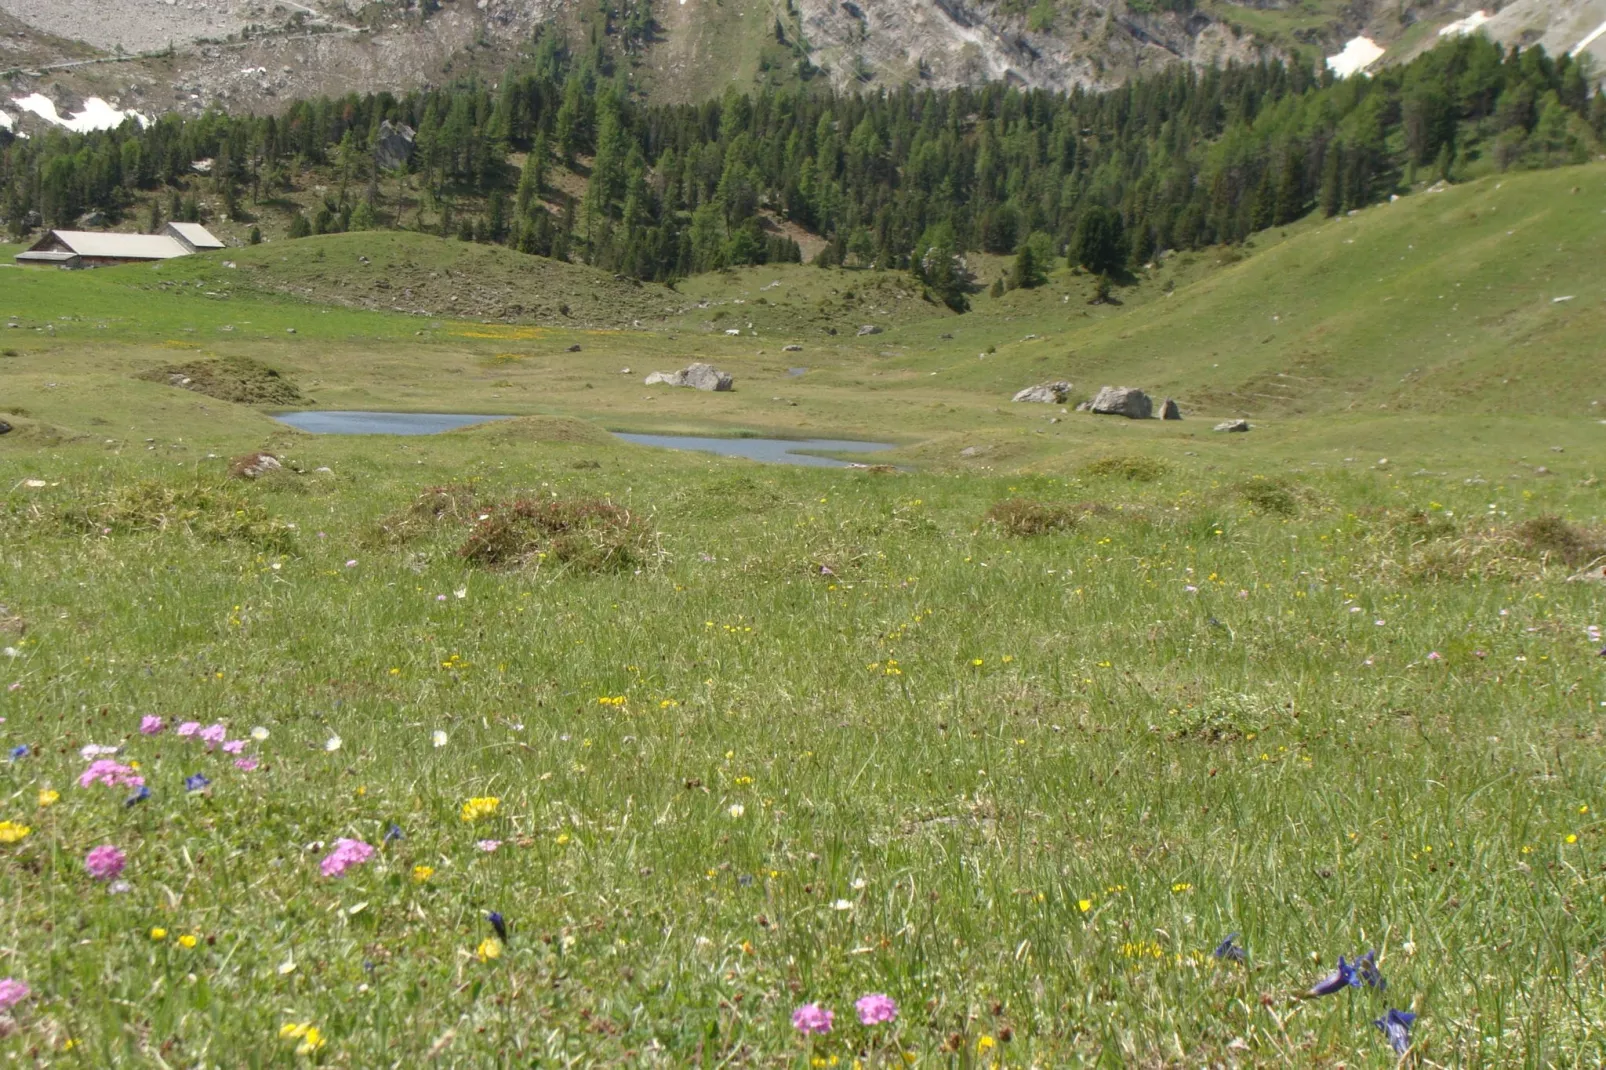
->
{"left": 184, "top": 773, "right": 211, "bottom": 792}
{"left": 124, "top": 785, "right": 151, "bottom": 807}
{"left": 1357, "top": 949, "right": 1386, "bottom": 990}
{"left": 383, "top": 822, "right": 404, "bottom": 843}
{"left": 1306, "top": 955, "right": 1361, "bottom": 998}
{"left": 1373, "top": 1009, "right": 1416, "bottom": 1054}
{"left": 9, "top": 744, "right": 27, "bottom": 761}
{"left": 1212, "top": 933, "right": 1247, "bottom": 963}
{"left": 487, "top": 911, "right": 507, "bottom": 943}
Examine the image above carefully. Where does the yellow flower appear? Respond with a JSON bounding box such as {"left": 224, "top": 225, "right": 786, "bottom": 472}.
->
{"left": 460, "top": 796, "right": 500, "bottom": 823}
{"left": 477, "top": 937, "right": 503, "bottom": 962}
{"left": 150, "top": 928, "right": 167, "bottom": 941}
{"left": 178, "top": 934, "right": 198, "bottom": 949}
{"left": 555, "top": 832, "right": 571, "bottom": 846}
{"left": 1171, "top": 882, "right": 1194, "bottom": 894}
{"left": 296, "top": 1027, "right": 325, "bottom": 1055}
{"left": 1078, "top": 898, "right": 1093, "bottom": 913}
{"left": 37, "top": 789, "right": 59, "bottom": 808}
{"left": 412, "top": 865, "right": 435, "bottom": 883}
{"left": 977, "top": 1035, "right": 996, "bottom": 1053}
{"left": 0, "top": 821, "right": 32, "bottom": 844}
{"left": 1565, "top": 833, "right": 1578, "bottom": 844}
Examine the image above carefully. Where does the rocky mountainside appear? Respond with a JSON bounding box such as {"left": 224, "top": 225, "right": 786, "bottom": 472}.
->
{"left": 0, "top": 0, "right": 1600, "bottom": 132}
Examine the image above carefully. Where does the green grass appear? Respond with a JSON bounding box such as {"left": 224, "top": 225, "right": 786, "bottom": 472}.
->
{"left": 0, "top": 164, "right": 1603, "bottom": 1064}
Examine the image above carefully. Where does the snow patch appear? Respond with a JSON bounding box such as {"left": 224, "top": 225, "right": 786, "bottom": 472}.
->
{"left": 1326, "top": 36, "right": 1385, "bottom": 78}
{"left": 0, "top": 111, "right": 12, "bottom": 132}
{"left": 10, "top": 94, "right": 149, "bottom": 134}
{"left": 1438, "top": 10, "right": 1491, "bottom": 37}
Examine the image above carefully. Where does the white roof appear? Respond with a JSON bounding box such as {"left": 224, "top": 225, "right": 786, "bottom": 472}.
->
{"left": 168, "top": 222, "right": 224, "bottom": 248}
{"left": 50, "top": 232, "right": 188, "bottom": 259}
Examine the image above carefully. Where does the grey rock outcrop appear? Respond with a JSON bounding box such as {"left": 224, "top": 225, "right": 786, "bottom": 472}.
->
{"left": 1012, "top": 381, "right": 1072, "bottom": 404}
{"left": 644, "top": 363, "right": 734, "bottom": 392}
{"left": 374, "top": 121, "right": 416, "bottom": 171}
{"left": 1088, "top": 386, "right": 1153, "bottom": 419}
{"left": 1161, "top": 398, "right": 1182, "bottom": 420}
{"left": 1213, "top": 419, "right": 1251, "bottom": 433}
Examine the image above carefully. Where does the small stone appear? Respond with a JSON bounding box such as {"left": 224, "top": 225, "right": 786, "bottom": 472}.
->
{"left": 857, "top": 325, "right": 883, "bottom": 336}
{"left": 1213, "top": 419, "right": 1251, "bottom": 433}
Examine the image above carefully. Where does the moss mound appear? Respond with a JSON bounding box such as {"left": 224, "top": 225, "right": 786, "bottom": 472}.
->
{"left": 136, "top": 356, "right": 304, "bottom": 406}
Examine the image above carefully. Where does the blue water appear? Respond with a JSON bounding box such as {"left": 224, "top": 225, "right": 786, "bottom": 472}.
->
{"left": 273, "top": 411, "right": 895, "bottom": 468}
{"left": 274, "top": 411, "right": 512, "bottom": 435}
{"left": 614, "top": 433, "right": 894, "bottom": 468}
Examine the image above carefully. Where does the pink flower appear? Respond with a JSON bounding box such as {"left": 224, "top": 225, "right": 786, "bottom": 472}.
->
{"left": 855, "top": 993, "right": 898, "bottom": 1025}
{"left": 77, "top": 759, "right": 144, "bottom": 790}
{"left": 0, "top": 978, "right": 29, "bottom": 1009}
{"left": 791, "top": 1003, "right": 833, "bottom": 1035}
{"left": 175, "top": 721, "right": 201, "bottom": 738}
{"left": 199, "top": 724, "right": 227, "bottom": 748}
{"left": 222, "top": 740, "right": 246, "bottom": 754}
{"left": 476, "top": 839, "right": 502, "bottom": 853}
{"left": 320, "top": 838, "right": 375, "bottom": 878}
{"left": 139, "top": 716, "right": 165, "bottom": 735}
{"left": 234, "top": 758, "right": 259, "bottom": 771}
{"left": 1427, "top": 651, "right": 1443, "bottom": 661}
{"left": 84, "top": 844, "right": 126, "bottom": 881}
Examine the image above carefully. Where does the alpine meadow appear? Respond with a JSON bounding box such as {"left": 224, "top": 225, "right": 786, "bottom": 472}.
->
{"left": 0, "top": 7, "right": 1604, "bottom": 1068}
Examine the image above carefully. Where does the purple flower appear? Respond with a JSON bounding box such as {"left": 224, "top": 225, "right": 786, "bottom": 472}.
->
{"left": 175, "top": 722, "right": 201, "bottom": 738}
{"left": 184, "top": 773, "right": 211, "bottom": 793}
{"left": 476, "top": 839, "right": 502, "bottom": 853}
{"left": 791, "top": 1003, "right": 833, "bottom": 1035}
{"left": 124, "top": 785, "right": 151, "bottom": 807}
{"left": 383, "top": 823, "right": 404, "bottom": 843}
{"left": 139, "top": 716, "right": 165, "bottom": 735}
{"left": 0, "top": 978, "right": 29, "bottom": 1009}
{"left": 1357, "top": 949, "right": 1386, "bottom": 991}
{"left": 319, "top": 838, "right": 375, "bottom": 878}
{"left": 9, "top": 744, "right": 27, "bottom": 760}
{"left": 222, "top": 740, "right": 246, "bottom": 754}
{"left": 199, "top": 724, "right": 227, "bottom": 749}
{"left": 1306, "top": 955, "right": 1361, "bottom": 998}
{"left": 78, "top": 759, "right": 144, "bottom": 790}
{"left": 84, "top": 844, "right": 126, "bottom": 881}
{"left": 233, "top": 757, "right": 259, "bottom": 771}
{"left": 487, "top": 911, "right": 507, "bottom": 942}
{"left": 1373, "top": 1009, "right": 1416, "bottom": 1054}
{"left": 1212, "top": 933, "right": 1247, "bottom": 963}
{"left": 855, "top": 993, "right": 898, "bottom": 1025}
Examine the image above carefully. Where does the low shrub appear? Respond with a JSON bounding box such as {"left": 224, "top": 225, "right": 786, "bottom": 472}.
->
{"left": 458, "top": 498, "right": 653, "bottom": 572}
{"left": 1082, "top": 455, "right": 1168, "bottom": 482}
{"left": 1237, "top": 476, "right": 1299, "bottom": 516}
{"left": 59, "top": 481, "right": 295, "bottom": 551}
{"left": 135, "top": 356, "right": 305, "bottom": 406}
{"left": 1515, "top": 515, "right": 1602, "bottom": 567}
{"left": 986, "top": 498, "right": 1080, "bottom": 536}
{"left": 363, "top": 484, "right": 479, "bottom": 549}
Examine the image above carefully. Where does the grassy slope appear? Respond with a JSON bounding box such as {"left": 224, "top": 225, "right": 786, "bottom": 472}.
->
{"left": 0, "top": 163, "right": 1601, "bottom": 473}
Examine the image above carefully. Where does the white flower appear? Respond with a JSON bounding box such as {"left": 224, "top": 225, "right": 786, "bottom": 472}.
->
{"left": 454, "top": 587, "right": 468, "bottom": 599}
{"left": 324, "top": 735, "right": 342, "bottom": 752}
{"left": 251, "top": 726, "right": 270, "bottom": 741}
{"left": 851, "top": 877, "right": 867, "bottom": 890}
{"left": 727, "top": 803, "right": 745, "bottom": 819}
{"left": 2, "top": 648, "right": 17, "bottom": 658}
{"left": 80, "top": 743, "right": 120, "bottom": 760}
{"left": 831, "top": 899, "right": 853, "bottom": 911}
{"left": 432, "top": 730, "right": 449, "bottom": 748}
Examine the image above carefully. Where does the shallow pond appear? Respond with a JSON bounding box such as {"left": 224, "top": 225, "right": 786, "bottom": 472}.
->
{"left": 275, "top": 411, "right": 511, "bottom": 435}
{"left": 274, "top": 412, "right": 895, "bottom": 468}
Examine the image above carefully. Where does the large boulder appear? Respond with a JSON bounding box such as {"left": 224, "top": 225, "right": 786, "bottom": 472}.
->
{"left": 1213, "top": 419, "right": 1251, "bottom": 433}
{"left": 1088, "top": 386, "right": 1153, "bottom": 419}
{"left": 374, "top": 121, "right": 416, "bottom": 171}
{"left": 643, "top": 363, "right": 734, "bottom": 392}
{"left": 1012, "top": 381, "right": 1072, "bottom": 404}
{"left": 1161, "top": 398, "right": 1183, "bottom": 420}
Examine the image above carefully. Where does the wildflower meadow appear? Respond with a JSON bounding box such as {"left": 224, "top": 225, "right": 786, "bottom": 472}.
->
{"left": 0, "top": 430, "right": 1601, "bottom": 1066}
